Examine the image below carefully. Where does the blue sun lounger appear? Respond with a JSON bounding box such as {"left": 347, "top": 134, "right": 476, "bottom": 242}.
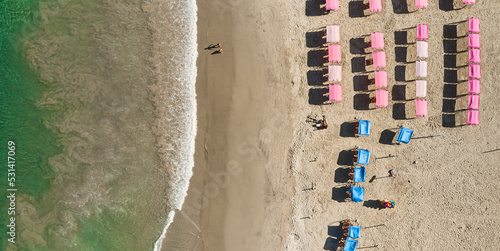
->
{"left": 357, "top": 120, "right": 371, "bottom": 136}
{"left": 349, "top": 186, "right": 364, "bottom": 202}
{"left": 356, "top": 149, "right": 370, "bottom": 165}
{"left": 396, "top": 127, "right": 413, "bottom": 144}
{"left": 348, "top": 226, "right": 361, "bottom": 239}
{"left": 353, "top": 167, "right": 366, "bottom": 182}
{"left": 344, "top": 237, "right": 358, "bottom": 251}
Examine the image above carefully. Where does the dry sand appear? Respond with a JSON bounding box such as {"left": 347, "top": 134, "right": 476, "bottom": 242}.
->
{"left": 162, "top": 0, "right": 500, "bottom": 250}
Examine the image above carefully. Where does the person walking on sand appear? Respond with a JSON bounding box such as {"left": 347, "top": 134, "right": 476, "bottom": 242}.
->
{"left": 211, "top": 49, "right": 223, "bottom": 55}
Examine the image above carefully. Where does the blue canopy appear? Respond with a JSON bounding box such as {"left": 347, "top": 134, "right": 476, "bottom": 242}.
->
{"left": 358, "top": 120, "right": 371, "bottom": 136}
{"left": 349, "top": 187, "right": 364, "bottom": 202}
{"left": 353, "top": 167, "right": 366, "bottom": 182}
{"left": 357, "top": 149, "right": 370, "bottom": 165}
{"left": 348, "top": 226, "right": 361, "bottom": 239}
{"left": 396, "top": 127, "right": 413, "bottom": 144}
{"left": 344, "top": 237, "right": 358, "bottom": 251}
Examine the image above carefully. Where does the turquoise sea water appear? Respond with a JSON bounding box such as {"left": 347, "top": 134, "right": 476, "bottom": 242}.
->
{"left": 0, "top": 0, "right": 198, "bottom": 249}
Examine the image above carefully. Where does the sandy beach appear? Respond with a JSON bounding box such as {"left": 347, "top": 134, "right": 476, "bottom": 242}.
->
{"left": 162, "top": 0, "right": 500, "bottom": 250}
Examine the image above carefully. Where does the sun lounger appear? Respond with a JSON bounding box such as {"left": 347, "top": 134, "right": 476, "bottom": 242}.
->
{"left": 416, "top": 41, "right": 428, "bottom": 58}
{"left": 328, "top": 44, "right": 341, "bottom": 63}
{"left": 374, "top": 89, "right": 388, "bottom": 107}
{"left": 349, "top": 167, "right": 366, "bottom": 182}
{"left": 456, "top": 110, "right": 479, "bottom": 125}
{"left": 329, "top": 84, "right": 343, "bottom": 101}
{"left": 326, "top": 0, "right": 340, "bottom": 12}
{"left": 368, "top": 0, "right": 382, "bottom": 12}
{"left": 369, "top": 70, "right": 387, "bottom": 88}
{"left": 416, "top": 25, "right": 428, "bottom": 40}
{"left": 327, "top": 65, "right": 342, "bottom": 82}
{"left": 416, "top": 80, "right": 427, "bottom": 98}
{"left": 371, "top": 32, "right": 384, "bottom": 50}
{"left": 469, "top": 18, "right": 480, "bottom": 33}
{"left": 415, "top": 61, "right": 427, "bottom": 78}
{"left": 339, "top": 237, "right": 359, "bottom": 251}
{"left": 396, "top": 127, "right": 413, "bottom": 144}
{"left": 326, "top": 25, "right": 340, "bottom": 44}
{"left": 354, "top": 148, "right": 370, "bottom": 165}
{"left": 467, "top": 95, "right": 480, "bottom": 110}
{"left": 469, "top": 49, "right": 481, "bottom": 64}
{"left": 347, "top": 186, "right": 365, "bottom": 202}
{"left": 348, "top": 226, "right": 361, "bottom": 239}
{"left": 469, "top": 64, "right": 481, "bottom": 79}
{"left": 456, "top": 79, "right": 480, "bottom": 96}
{"left": 415, "top": 0, "right": 428, "bottom": 9}
{"left": 371, "top": 51, "right": 386, "bottom": 69}
{"left": 415, "top": 99, "right": 427, "bottom": 117}
{"left": 469, "top": 34, "right": 480, "bottom": 48}
{"left": 355, "top": 120, "right": 371, "bottom": 136}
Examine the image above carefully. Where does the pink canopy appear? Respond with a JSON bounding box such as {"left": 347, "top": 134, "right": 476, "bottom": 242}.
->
{"left": 372, "top": 51, "right": 386, "bottom": 69}
{"left": 369, "top": 0, "right": 382, "bottom": 12}
{"left": 415, "top": 0, "right": 428, "bottom": 8}
{"left": 469, "top": 18, "right": 480, "bottom": 33}
{"left": 416, "top": 25, "right": 428, "bottom": 40}
{"left": 468, "top": 34, "right": 480, "bottom": 48}
{"left": 326, "top": 25, "right": 340, "bottom": 43}
{"left": 328, "top": 65, "right": 342, "bottom": 82}
{"left": 415, "top": 99, "right": 427, "bottom": 117}
{"left": 374, "top": 70, "right": 388, "bottom": 88}
{"left": 328, "top": 44, "right": 341, "bottom": 63}
{"left": 376, "top": 89, "right": 388, "bottom": 107}
{"left": 463, "top": 0, "right": 475, "bottom": 4}
{"left": 468, "top": 110, "right": 479, "bottom": 125}
{"left": 468, "top": 95, "right": 480, "bottom": 110}
{"left": 416, "top": 41, "right": 428, "bottom": 58}
{"left": 329, "top": 84, "right": 342, "bottom": 101}
{"left": 416, "top": 80, "right": 427, "bottom": 97}
{"left": 469, "top": 64, "right": 481, "bottom": 79}
{"left": 326, "top": 0, "right": 339, "bottom": 11}
{"left": 468, "top": 79, "right": 480, "bottom": 94}
{"left": 415, "top": 61, "right": 427, "bottom": 78}
{"left": 469, "top": 49, "right": 481, "bottom": 63}
{"left": 371, "top": 32, "right": 384, "bottom": 50}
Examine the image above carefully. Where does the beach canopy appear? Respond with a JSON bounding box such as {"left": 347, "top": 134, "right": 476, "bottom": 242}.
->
{"left": 468, "top": 79, "right": 481, "bottom": 94}
{"left": 328, "top": 44, "right": 341, "bottom": 62}
{"left": 376, "top": 89, "right": 388, "bottom": 107}
{"left": 415, "top": 0, "right": 428, "bottom": 8}
{"left": 469, "top": 18, "right": 480, "bottom": 33}
{"left": 344, "top": 237, "right": 358, "bottom": 251}
{"left": 469, "top": 34, "right": 480, "bottom": 48}
{"left": 415, "top": 99, "right": 427, "bottom": 117}
{"left": 415, "top": 61, "right": 427, "bottom": 78}
{"left": 469, "top": 64, "right": 481, "bottom": 79}
{"left": 469, "top": 49, "right": 481, "bottom": 64}
{"left": 326, "top": 25, "right": 340, "bottom": 43}
{"left": 374, "top": 70, "right": 387, "bottom": 88}
{"left": 326, "top": 0, "right": 340, "bottom": 11}
{"left": 358, "top": 120, "right": 371, "bottom": 136}
{"left": 416, "top": 25, "right": 428, "bottom": 40}
{"left": 328, "top": 65, "right": 342, "bottom": 82}
{"left": 357, "top": 149, "right": 370, "bottom": 165}
{"left": 416, "top": 41, "right": 428, "bottom": 58}
{"left": 468, "top": 95, "right": 480, "bottom": 110}
{"left": 329, "top": 84, "right": 342, "bottom": 101}
{"left": 468, "top": 110, "right": 479, "bottom": 125}
{"left": 396, "top": 127, "right": 414, "bottom": 144}
{"left": 353, "top": 167, "right": 366, "bottom": 182}
{"left": 463, "top": 0, "right": 475, "bottom": 4}
{"left": 371, "top": 32, "right": 384, "bottom": 50}
{"left": 372, "top": 51, "right": 386, "bottom": 69}
{"left": 349, "top": 226, "right": 361, "bottom": 239}
{"left": 369, "top": 0, "right": 382, "bottom": 12}
{"left": 416, "top": 80, "right": 427, "bottom": 98}
{"left": 349, "top": 187, "right": 365, "bottom": 202}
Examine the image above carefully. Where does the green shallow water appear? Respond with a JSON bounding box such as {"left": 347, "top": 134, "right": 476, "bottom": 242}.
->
{"left": 0, "top": 0, "right": 171, "bottom": 249}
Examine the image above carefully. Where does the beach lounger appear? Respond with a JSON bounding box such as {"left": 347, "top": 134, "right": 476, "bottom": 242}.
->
{"left": 416, "top": 25, "right": 428, "bottom": 40}
{"left": 327, "top": 44, "right": 341, "bottom": 63}
{"left": 327, "top": 84, "right": 343, "bottom": 102}
{"left": 325, "top": 0, "right": 340, "bottom": 12}
{"left": 416, "top": 41, "right": 428, "bottom": 59}
{"left": 368, "top": 70, "right": 387, "bottom": 88}
{"left": 354, "top": 120, "right": 371, "bottom": 136}
{"left": 325, "top": 25, "right": 340, "bottom": 44}
{"left": 368, "top": 0, "right": 382, "bottom": 12}
{"left": 326, "top": 65, "right": 342, "bottom": 82}
{"left": 463, "top": 0, "right": 475, "bottom": 4}
{"left": 416, "top": 80, "right": 427, "bottom": 98}
{"left": 353, "top": 148, "right": 370, "bottom": 165}
{"left": 455, "top": 110, "right": 479, "bottom": 125}
{"left": 396, "top": 127, "right": 414, "bottom": 144}
{"left": 367, "top": 51, "right": 386, "bottom": 69}
{"left": 456, "top": 79, "right": 480, "bottom": 96}
{"left": 455, "top": 94, "right": 479, "bottom": 110}
{"left": 469, "top": 18, "right": 480, "bottom": 33}
{"left": 469, "top": 64, "right": 481, "bottom": 79}
{"left": 469, "top": 34, "right": 480, "bottom": 48}
{"left": 415, "top": 61, "right": 427, "bottom": 78}
{"left": 369, "top": 89, "right": 388, "bottom": 108}
{"left": 347, "top": 186, "right": 364, "bottom": 202}
{"left": 338, "top": 237, "right": 359, "bottom": 251}
{"left": 349, "top": 167, "right": 366, "bottom": 183}
{"left": 371, "top": 32, "right": 384, "bottom": 50}
{"left": 469, "top": 48, "right": 481, "bottom": 64}
{"left": 415, "top": 0, "right": 428, "bottom": 9}
{"left": 342, "top": 224, "right": 361, "bottom": 239}
{"left": 415, "top": 99, "right": 427, "bottom": 117}
{"left": 457, "top": 64, "right": 481, "bottom": 81}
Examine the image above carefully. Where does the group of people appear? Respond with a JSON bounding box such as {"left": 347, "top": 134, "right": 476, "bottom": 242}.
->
{"left": 206, "top": 42, "right": 223, "bottom": 55}
{"left": 307, "top": 115, "right": 328, "bottom": 130}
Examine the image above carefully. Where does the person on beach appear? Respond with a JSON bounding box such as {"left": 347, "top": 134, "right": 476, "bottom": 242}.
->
{"left": 211, "top": 49, "right": 223, "bottom": 55}
{"left": 389, "top": 169, "right": 397, "bottom": 178}
{"left": 205, "top": 42, "right": 222, "bottom": 50}
{"left": 307, "top": 115, "right": 328, "bottom": 129}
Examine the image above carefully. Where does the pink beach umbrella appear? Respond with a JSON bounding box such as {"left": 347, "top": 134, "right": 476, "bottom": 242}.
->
{"left": 416, "top": 80, "right": 427, "bottom": 98}
{"left": 469, "top": 49, "right": 481, "bottom": 64}
{"left": 468, "top": 34, "right": 480, "bottom": 48}
{"left": 415, "top": 99, "right": 427, "bottom": 117}
{"left": 469, "top": 18, "right": 480, "bottom": 33}
{"left": 468, "top": 79, "right": 480, "bottom": 94}
{"left": 371, "top": 32, "right": 384, "bottom": 50}
{"left": 416, "top": 25, "right": 428, "bottom": 40}
{"left": 329, "top": 84, "right": 342, "bottom": 101}
{"left": 328, "top": 44, "right": 341, "bottom": 63}
{"left": 415, "top": 61, "right": 427, "bottom": 78}
{"left": 415, "top": 0, "right": 428, "bottom": 9}
{"left": 328, "top": 65, "right": 342, "bottom": 82}
{"left": 416, "top": 41, "right": 428, "bottom": 58}
{"left": 374, "top": 70, "right": 387, "bottom": 88}
{"left": 326, "top": 25, "right": 340, "bottom": 43}
{"left": 468, "top": 110, "right": 479, "bottom": 125}
{"left": 375, "top": 89, "right": 388, "bottom": 107}
{"left": 372, "top": 51, "right": 386, "bottom": 69}
{"left": 469, "top": 64, "right": 481, "bottom": 79}
{"left": 369, "top": 0, "right": 382, "bottom": 12}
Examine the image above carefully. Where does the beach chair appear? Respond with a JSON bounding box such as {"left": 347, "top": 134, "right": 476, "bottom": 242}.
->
{"left": 456, "top": 48, "right": 481, "bottom": 67}
{"left": 354, "top": 120, "right": 371, "bottom": 136}
{"left": 396, "top": 127, "right": 414, "bottom": 144}
{"left": 416, "top": 25, "right": 428, "bottom": 40}
{"left": 469, "top": 34, "right": 480, "bottom": 48}
{"left": 338, "top": 237, "right": 359, "bottom": 251}
{"left": 324, "top": 0, "right": 340, "bottom": 13}
{"left": 349, "top": 167, "right": 366, "bottom": 183}
{"left": 366, "top": 0, "right": 382, "bottom": 13}
{"left": 469, "top": 18, "right": 480, "bottom": 33}
{"left": 415, "top": 61, "right": 427, "bottom": 78}
{"left": 463, "top": 0, "right": 475, "bottom": 4}
{"left": 370, "top": 32, "right": 384, "bottom": 50}
{"left": 415, "top": 0, "right": 428, "bottom": 9}
{"left": 369, "top": 89, "right": 388, "bottom": 108}
{"left": 456, "top": 79, "right": 480, "bottom": 96}
{"left": 325, "top": 65, "right": 342, "bottom": 83}
{"left": 469, "top": 48, "right": 481, "bottom": 64}
{"left": 457, "top": 64, "right": 481, "bottom": 81}
{"left": 455, "top": 94, "right": 479, "bottom": 110}
{"left": 469, "top": 64, "right": 481, "bottom": 79}
{"left": 405, "top": 81, "right": 426, "bottom": 100}
{"left": 367, "top": 51, "right": 386, "bottom": 70}
{"left": 416, "top": 41, "right": 428, "bottom": 59}
{"left": 405, "top": 99, "right": 427, "bottom": 118}
{"left": 368, "top": 70, "right": 387, "bottom": 88}
{"left": 346, "top": 186, "right": 364, "bottom": 202}
{"left": 325, "top": 25, "right": 340, "bottom": 44}
{"left": 325, "top": 84, "right": 343, "bottom": 102}
{"left": 455, "top": 110, "right": 479, "bottom": 126}
{"left": 325, "top": 44, "right": 341, "bottom": 64}
{"left": 353, "top": 148, "right": 370, "bottom": 165}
